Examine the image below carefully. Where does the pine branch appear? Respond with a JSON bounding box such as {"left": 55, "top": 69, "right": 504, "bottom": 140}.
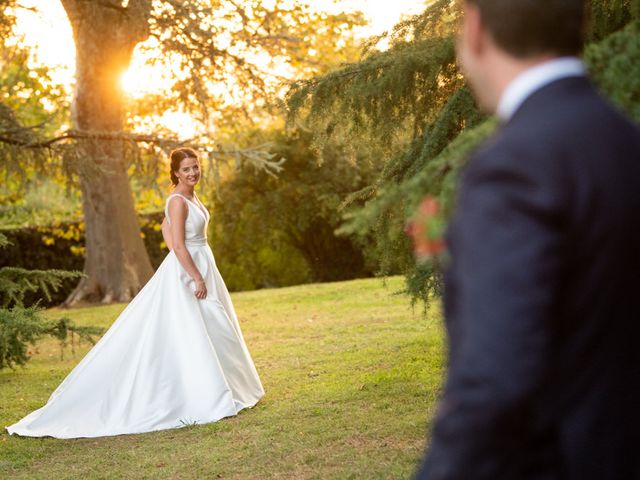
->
{"left": 0, "top": 267, "right": 84, "bottom": 308}
{"left": 0, "top": 233, "right": 10, "bottom": 249}
{"left": 0, "top": 305, "right": 104, "bottom": 370}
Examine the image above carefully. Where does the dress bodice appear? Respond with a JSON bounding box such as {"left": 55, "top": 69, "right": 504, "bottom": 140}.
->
{"left": 165, "top": 193, "right": 210, "bottom": 246}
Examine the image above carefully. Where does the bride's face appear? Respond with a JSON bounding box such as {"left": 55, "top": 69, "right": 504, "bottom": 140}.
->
{"left": 175, "top": 156, "right": 201, "bottom": 187}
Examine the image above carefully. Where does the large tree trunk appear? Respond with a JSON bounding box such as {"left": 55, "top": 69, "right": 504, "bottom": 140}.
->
{"left": 61, "top": 0, "right": 154, "bottom": 305}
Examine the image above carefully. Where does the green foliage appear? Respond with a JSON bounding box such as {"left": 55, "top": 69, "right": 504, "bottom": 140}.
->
{"left": 210, "top": 129, "right": 377, "bottom": 291}
{"left": 585, "top": 20, "right": 640, "bottom": 122}
{"left": 0, "top": 178, "right": 83, "bottom": 229}
{"left": 0, "top": 304, "right": 103, "bottom": 370}
{"left": 0, "top": 3, "right": 70, "bottom": 187}
{"left": 287, "top": 35, "right": 459, "bottom": 149}
{"left": 288, "top": 0, "right": 640, "bottom": 307}
{"left": 0, "top": 266, "right": 82, "bottom": 309}
{"left": 0, "top": 43, "right": 68, "bottom": 131}
{"left": 0, "top": 0, "right": 367, "bottom": 234}
{"left": 287, "top": 3, "right": 483, "bottom": 301}
{"left": 587, "top": 0, "right": 638, "bottom": 41}
{"left": 0, "top": 304, "right": 43, "bottom": 369}
{"left": 118, "top": 0, "right": 370, "bottom": 206}
{"left": 338, "top": 119, "right": 495, "bottom": 299}
{"left": 148, "top": 0, "right": 366, "bottom": 126}
{"left": 0, "top": 212, "right": 167, "bottom": 305}
{"left": 0, "top": 233, "right": 102, "bottom": 369}
{"left": 287, "top": 0, "right": 461, "bottom": 157}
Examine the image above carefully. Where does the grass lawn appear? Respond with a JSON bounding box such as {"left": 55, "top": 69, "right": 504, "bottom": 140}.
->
{"left": 0, "top": 276, "right": 445, "bottom": 479}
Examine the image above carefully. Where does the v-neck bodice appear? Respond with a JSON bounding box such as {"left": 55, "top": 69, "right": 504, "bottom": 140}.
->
{"left": 165, "top": 193, "right": 210, "bottom": 247}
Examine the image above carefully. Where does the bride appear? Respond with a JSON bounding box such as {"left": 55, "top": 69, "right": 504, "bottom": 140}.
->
{"left": 6, "top": 147, "right": 265, "bottom": 438}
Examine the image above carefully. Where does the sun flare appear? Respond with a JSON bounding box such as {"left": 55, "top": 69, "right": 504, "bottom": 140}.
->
{"left": 119, "top": 57, "right": 175, "bottom": 100}
{"left": 119, "top": 68, "right": 141, "bottom": 97}
{"left": 14, "top": 0, "right": 425, "bottom": 138}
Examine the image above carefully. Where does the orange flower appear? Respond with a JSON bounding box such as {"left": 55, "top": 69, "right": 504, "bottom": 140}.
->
{"left": 406, "top": 196, "right": 446, "bottom": 262}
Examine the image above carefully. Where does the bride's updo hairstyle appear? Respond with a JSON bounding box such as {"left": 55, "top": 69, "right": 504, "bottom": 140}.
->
{"left": 169, "top": 147, "right": 199, "bottom": 186}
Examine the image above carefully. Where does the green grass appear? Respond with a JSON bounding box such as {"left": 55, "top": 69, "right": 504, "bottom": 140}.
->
{"left": 0, "top": 277, "right": 446, "bottom": 479}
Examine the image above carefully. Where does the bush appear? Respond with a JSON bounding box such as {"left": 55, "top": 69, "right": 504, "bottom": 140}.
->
{"left": 210, "top": 129, "right": 378, "bottom": 291}
{"left": 0, "top": 212, "right": 167, "bottom": 306}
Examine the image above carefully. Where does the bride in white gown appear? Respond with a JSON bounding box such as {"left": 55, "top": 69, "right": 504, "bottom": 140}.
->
{"left": 6, "top": 147, "right": 265, "bottom": 439}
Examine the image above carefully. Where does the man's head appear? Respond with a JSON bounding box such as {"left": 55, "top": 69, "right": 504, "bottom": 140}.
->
{"left": 457, "top": 0, "right": 587, "bottom": 113}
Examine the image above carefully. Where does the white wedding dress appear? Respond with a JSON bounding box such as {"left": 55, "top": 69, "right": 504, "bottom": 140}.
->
{"left": 6, "top": 193, "right": 265, "bottom": 438}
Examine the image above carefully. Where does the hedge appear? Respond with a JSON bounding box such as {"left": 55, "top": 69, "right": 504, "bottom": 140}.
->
{"left": 0, "top": 212, "right": 167, "bottom": 306}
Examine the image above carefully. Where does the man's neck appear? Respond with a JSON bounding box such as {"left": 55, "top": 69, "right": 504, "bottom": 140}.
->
{"left": 492, "top": 55, "right": 556, "bottom": 107}
{"left": 494, "top": 56, "right": 586, "bottom": 121}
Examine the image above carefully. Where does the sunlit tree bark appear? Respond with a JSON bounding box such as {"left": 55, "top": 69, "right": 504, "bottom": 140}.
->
{"left": 61, "top": 0, "right": 154, "bottom": 304}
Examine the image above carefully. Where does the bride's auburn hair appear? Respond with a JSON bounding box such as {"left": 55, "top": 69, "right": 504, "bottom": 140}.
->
{"left": 169, "top": 147, "right": 199, "bottom": 186}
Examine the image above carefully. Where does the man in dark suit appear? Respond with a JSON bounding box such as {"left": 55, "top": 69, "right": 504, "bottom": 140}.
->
{"left": 416, "top": 1, "right": 640, "bottom": 479}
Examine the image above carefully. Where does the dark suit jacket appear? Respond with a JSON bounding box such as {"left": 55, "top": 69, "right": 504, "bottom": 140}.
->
{"left": 416, "top": 76, "right": 640, "bottom": 479}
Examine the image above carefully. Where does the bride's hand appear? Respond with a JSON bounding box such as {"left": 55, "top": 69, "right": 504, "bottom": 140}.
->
{"left": 194, "top": 279, "right": 207, "bottom": 299}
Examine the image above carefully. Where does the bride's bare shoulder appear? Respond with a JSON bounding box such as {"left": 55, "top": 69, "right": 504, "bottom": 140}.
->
{"left": 166, "top": 194, "right": 188, "bottom": 218}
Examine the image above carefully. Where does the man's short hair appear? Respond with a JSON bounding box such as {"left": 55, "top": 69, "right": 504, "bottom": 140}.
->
{"left": 466, "top": 0, "right": 586, "bottom": 58}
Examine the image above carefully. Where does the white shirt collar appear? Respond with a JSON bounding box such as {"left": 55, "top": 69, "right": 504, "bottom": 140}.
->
{"left": 496, "top": 57, "right": 586, "bottom": 121}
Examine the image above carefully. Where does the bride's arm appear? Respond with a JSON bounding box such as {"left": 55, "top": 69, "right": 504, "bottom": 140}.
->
{"left": 167, "top": 197, "right": 207, "bottom": 299}
{"left": 161, "top": 217, "right": 173, "bottom": 250}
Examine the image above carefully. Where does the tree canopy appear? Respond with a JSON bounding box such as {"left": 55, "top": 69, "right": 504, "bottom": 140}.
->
{"left": 3, "top": 0, "right": 639, "bottom": 306}
{"left": 287, "top": 0, "right": 640, "bottom": 306}
{"left": 0, "top": 1, "right": 367, "bottom": 304}
{"left": 210, "top": 128, "right": 377, "bottom": 291}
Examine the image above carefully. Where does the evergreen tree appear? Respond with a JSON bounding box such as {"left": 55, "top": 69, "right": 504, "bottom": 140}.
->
{"left": 0, "top": 233, "right": 102, "bottom": 370}
{"left": 288, "top": 0, "right": 640, "bottom": 306}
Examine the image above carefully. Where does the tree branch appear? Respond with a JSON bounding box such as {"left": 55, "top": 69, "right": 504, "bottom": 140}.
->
{"left": 0, "top": 128, "right": 277, "bottom": 161}
{"left": 124, "top": 0, "right": 152, "bottom": 43}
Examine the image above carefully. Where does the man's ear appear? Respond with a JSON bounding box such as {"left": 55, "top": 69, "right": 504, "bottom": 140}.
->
{"left": 462, "top": 3, "right": 485, "bottom": 57}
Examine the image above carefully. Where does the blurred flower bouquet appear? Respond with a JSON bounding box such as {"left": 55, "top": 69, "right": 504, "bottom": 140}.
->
{"left": 405, "top": 196, "right": 447, "bottom": 263}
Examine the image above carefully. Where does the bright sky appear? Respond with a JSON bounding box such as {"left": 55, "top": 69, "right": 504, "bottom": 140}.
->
{"left": 12, "top": 1, "right": 427, "bottom": 137}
